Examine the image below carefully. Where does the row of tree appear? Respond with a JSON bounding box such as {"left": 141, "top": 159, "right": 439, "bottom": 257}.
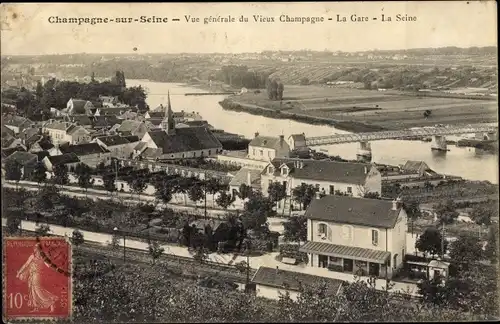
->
{"left": 214, "top": 65, "right": 273, "bottom": 89}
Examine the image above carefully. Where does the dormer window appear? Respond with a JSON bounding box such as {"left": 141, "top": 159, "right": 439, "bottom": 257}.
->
{"left": 281, "top": 167, "right": 288, "bottom": 176}
{"left": 268, "top": 166, "right": 274, "bottom": 174}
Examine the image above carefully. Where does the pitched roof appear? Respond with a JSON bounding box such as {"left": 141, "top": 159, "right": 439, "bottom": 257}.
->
{"left": 147, "top": 111, "right": 165, "bottom": 118}
{"left": 304, "top": 195, "right": 402, "bottom": 229}
{"left": 134, "top": 141, "right": 148, "bottom": 152}
{"left": 68, "top": 115, "right": 93, "bottom": 126}
{"left": 251, "top": 266, "right": 343, "bottom": 294}
{"left": 26, "top": 134, "right": 42, "bottom": 148}
{"left": 229, "top": 167, "right": 262, "bottom": 189}
{"left": 99, "top": 107, "right": 130, "bottom": 116}
{"left": 2, "top": 136, "right": 18, "bottom": 148}
{"left": 147, "top": 118, "right": 163, "bottom": 126}
{"left": 141, "top": 147, "right": 162, "bottom": 159}
{"left": 3, "top": 114, "right": 33, "bottom": 128}
{"left": 289, "top": 133, "right": 306, "bottom": 141}
{"left": 2, "top": 125, "right": 15, "bottom": 137}
{"left": 249, "top": 135, "right": 287, "bottom": 150}
{"left": 96, "top": 135, "right": 131, "bottom": 147}
{"left": 123, "top": 135, "right": 139, "bottom": 143}
{"left": 66, "top": 124, "right": 88, "bottom": 136}
{"left": 117, "top": 120, "right": 143, "bottom": 133}
{"left": 69, "top": 99, "right": 89, "bottom": 113}
{"left": 299, "top": 241, "right": 391, "bottom": 264}
{"left": 4, "top": 151, "right": 38, "bottom": 165}
{"left": 38, "top": 140, "right": 54, "bottom": 151}
{"left": 91, "top": 115, "right": 121, "bottom": 128}
{"left": 43, "top": 121, "right": 68, "bottom": 131}
{"left": 47, "top": 153, "right": 80, "bottom": 165}
{"left": 147, "top": 127, "right": 222, "bottom": 155}
{"left": 269, "top": 158, "right": 371, "bottom": 185}
{"left": 59, "top": 143, "right": 110, "bottom": 156}
{"left": 402, "top": 160, "right": 429, "bottom": 172}
{"left": 184, "top": 120, "right": 210, "bottom": 128}
{"left": 1, "top": 147, "right": 26, "bottom": 158}
{"left": 35, "top": 150, "right": 50, "bottom": 161}
{"left": 19, "top": 127, "right": 39, "bottom": 141}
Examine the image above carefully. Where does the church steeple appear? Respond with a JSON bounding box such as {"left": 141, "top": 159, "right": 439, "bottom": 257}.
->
{"left": 162, "top": 90, "right": 175, "bottom": 135}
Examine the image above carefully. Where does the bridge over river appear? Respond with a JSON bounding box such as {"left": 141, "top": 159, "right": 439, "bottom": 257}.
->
{"left": 303, "top": 123, "right": 498, "bottom": 159}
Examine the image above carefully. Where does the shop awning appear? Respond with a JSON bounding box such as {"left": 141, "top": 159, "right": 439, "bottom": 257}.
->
{"left": 299, "top": 241, "right": 391, "bottom": 264}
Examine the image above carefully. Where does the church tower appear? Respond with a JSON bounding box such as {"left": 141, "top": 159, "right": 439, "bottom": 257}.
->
{"left": 161, "top": 91, "right": 176, "bottom": 135}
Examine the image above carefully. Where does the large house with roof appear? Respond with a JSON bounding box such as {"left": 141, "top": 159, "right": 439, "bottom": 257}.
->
{"left": 58, "top": 142, "right": 111, "bottom": 167}
{"left": 299, "top": 195, "right": 407, "bottom": 279}
{"left": 93, "top": 135, "right": 139, "bottom": 159}
{"left": 42, "top": 120, "right": 91, "bottom": 145}
{"left": 115, "top": 120, "right": 149, "bottom": 138}
{"left": 251, "top": 266, "right": 344, "bottom": 301}
{"left": 134, "top": 92, "right": 223, "bottom": 160}
{"left": 260, "top": 158, "right": 382, "bottom": 209}
{"left": 3, "top": 115, "right": 34, "bottom": 134}
{"left": 248, "top": 133, "right": 290, "bottom": 161}
{"left": 64, "top": 98, "right": 94, "bottom": 116}
{"left": 42, "top": 153, "right": 81, "bottom": 172}
{"left": 2, "top": 151, "right": 38, "bottom": 179}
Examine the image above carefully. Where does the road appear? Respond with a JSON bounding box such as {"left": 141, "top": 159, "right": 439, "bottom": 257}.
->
{"left": 2, "top": 218, "right": 419, "bottom": 296}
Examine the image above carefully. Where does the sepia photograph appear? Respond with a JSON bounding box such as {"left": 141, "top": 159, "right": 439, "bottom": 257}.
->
{"left": 1, "top": 1, "right": 498, "bottom": 322}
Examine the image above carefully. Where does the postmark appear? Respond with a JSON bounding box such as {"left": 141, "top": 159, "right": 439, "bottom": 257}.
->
{"left": 3, "top": 236, "right": 73, "bottom": 322}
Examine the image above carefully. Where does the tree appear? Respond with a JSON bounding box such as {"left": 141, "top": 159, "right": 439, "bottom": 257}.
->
{"left": 31, "top": 161, "right": 47, "bottom": 185}
{"left": 363, "top": 192, "right": 380, "bottom": 199}
{"left": 423, "top": 109, "right": 432, "bottom": 118}
{"left": 282, "top": 216, "right": 307, "bottom": 244}
{"left": 110, "top": 234, "right": 120, "bottom": 250}
{"left": 416, "top": 227, "right": 447, "bottom": 257}
{"left": 35, "top": 224, "right": 51, "bottom": 236}
{"left": 75, "top": 163, "right": 92, "bottom": 196}
{"left": 155, "top": 179, "right": 174, "bottom": 205}
{"left": 53, "top": 164, "right": 69, "bottom": 187}
{"left": 215, "top": 191, "right": 235, "bottom": 210}
{"left": 205, "top": 177, "right": 222, "bottom": 206}
{"left": 449, "top": 232, "right": 483, "bottom": 266}
{"left": 434, "top": 199, "right": 459, "bottom": 225}
{"left": 6, "top": 216, "right": 21, "bottom": 234}
{"left": 129, "top": 177, "right": 147, "bottom": 200}
{"left": 5, "top": 159, "right": 22, "bottom": 190}
{"left": 241, "top": 193, "right": 273, "bottom": 231}
{"left": 103, "top": 173, "right": 117, "bottom": 195}
{"left": 36, "top": 183, "right": 61, "bottom": 211}
{"left": 188, "top": 183, "right": 204, "bottom": 205}
{"left": 292, "top": 183, "right": 318, "bottom": 210}
{"left": 484, "top": 225, "right": 498, "bottom": 264}
{"left": 72, "top": 230, "right": 85, "bottom": 247}
{"left": 148, "top": 241, "right": 165, "bottom": 265}
{"left": 469, "top": 205, "right": 493, "bottom": 225}
{"left": 238, "top": 183, "right": 253, "bottom": 200}
{"left": 268, "top": 181, "right": 287, "bottom": 204}
{"left": 403, "top": 198, "right": 421, "bottom": 234}
{"left": 277, "top": 82, "right": 284, "bottom": 100}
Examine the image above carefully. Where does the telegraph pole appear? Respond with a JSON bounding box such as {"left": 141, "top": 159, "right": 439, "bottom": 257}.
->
{"left": 204, "top": 172, "right": 207, "bottom": 220}
{"left": 441, "top": 221, "right": 445, "bottom": 258}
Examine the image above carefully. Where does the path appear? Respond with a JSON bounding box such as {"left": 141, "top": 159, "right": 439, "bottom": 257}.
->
{"left": 2, "top": 218, "right": 419, "bottom": 296}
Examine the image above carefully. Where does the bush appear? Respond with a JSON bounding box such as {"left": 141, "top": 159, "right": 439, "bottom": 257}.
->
{"left": 279, "top": 244, "right": 308, "bottom": 264}
{"left": 328, "top": 264, "right": 344, "bottom": 272}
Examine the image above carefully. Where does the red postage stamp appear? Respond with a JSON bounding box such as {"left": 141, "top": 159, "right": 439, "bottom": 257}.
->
{"left": 3, "top": 236, "right": 73, "bottom": 321}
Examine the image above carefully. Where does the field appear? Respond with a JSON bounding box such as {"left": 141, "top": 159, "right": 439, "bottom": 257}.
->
{"left": 230, "top": 85, "right": 497, "bottom": 131}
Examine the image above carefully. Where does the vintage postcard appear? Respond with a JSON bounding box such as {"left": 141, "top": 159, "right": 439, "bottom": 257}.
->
{"left": 1, "top": 1, "right": 498, "bottom": 323}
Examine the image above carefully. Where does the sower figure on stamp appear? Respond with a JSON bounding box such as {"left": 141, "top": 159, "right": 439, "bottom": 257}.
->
{"left": 16, "top": 243, "right": 59, "bottom": 313}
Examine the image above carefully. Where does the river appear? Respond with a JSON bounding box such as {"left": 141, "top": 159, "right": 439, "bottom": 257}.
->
{"left": 128, "top": 80, "right": 498, "bottom": 184}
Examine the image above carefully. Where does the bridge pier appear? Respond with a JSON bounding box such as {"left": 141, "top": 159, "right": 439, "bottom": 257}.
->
{"left": 356, "top": 141, "right": 372, "bottom": 162}
{"left": 475, "top": 131, "right": 497, "bottom": 141}
{"left": 431, "top": 135, "right": 448, "bottom": 152}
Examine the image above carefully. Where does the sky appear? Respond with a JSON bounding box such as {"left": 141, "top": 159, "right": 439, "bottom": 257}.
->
{"left": 1, "top": 2, "right": 497, "bottom": 55}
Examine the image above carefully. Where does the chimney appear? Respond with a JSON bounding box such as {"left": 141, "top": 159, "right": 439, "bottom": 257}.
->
{"left": 247, "top": 171, "right": 251, "bottom": 186}
{"left": 279, "top": 135, "right": 284, "bottom": 143}
{"left": 275, "top": 266, "right": 279, "bottom": 274}
{"left": 392, "top": 199, "right": 398, "bottom": 211}
{"left": 254, "top": 132, "right": 259, "bottom": 138}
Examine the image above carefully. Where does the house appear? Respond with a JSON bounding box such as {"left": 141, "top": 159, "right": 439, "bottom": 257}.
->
{"left": 288, "top": 133, "right": 308, "bottom": 152}
{"left": 229, "top": 168, "right": 262, "bottom": 196}
{"left": 401, "top": 161, "right": 432, "bottom": 177}
{"left": 2, "top": 137, "right": 25, "bottom": 150}
{"left": 299, "top": 195, "right": 408, "bottom": 279}
{"left": 116, "top": 120, "right": 149, "bottom": 138}
{"left": 99, "top": 95, "right": 119, "bottom": 107}
{"left": 3, "top": 115, "right": 33, "bottom": 134}
{"left": 42, "top": 120, "right": 91, "bottom": 145}
{"left": 1, "top": 146, "right": 27, "bottom": 159}
{"left": 96, "top": 107, "right": 134, "bottom": 117}
{"left": 3, "top": 151, "right": 38, "bottom": 179}
{"left": 2, "top": 124, "right": 15, "bottom": 138}
{"left": 136, "top": 92, "right": 222, "bottom": 160}
{"left": 248, "top": 133, "right": 290, "bottom": 161}
{"left": 27, "top": 137, "right": 54, "bottom": 153}
{"left": 64, "top": 115, "right": 93, "bottom": 129}
{"left": 251, "top": 266, "right": 344, "bottom": 301}
{"left": 93, "top": 135, "right": 137, "bottom": 159}
{"left": 19, "top": 127, "right": 40, "bottom": 145}
{"left": 64, "top": 98, "right": 94, "bottom": 115}
{"left": 43, "top": 153, "right": 81, "bottom": 172}
{"left": 144, "top": 111, "right": 165, "bottom": 119}
{"left": 59, "top": 143, "right": 111, "bottom": 167}
{"left": 261, "top": 158, "right": 382, "bottom": 203}
{"left": 90, "top": 115, "right": 121, "bottom": 130}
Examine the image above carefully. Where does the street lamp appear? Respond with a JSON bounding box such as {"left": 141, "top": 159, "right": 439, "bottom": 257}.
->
{"left": 114, "top": 227, "right": 126, "bottom": 262}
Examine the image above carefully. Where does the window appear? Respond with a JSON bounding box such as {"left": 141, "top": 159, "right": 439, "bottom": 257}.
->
{"left": 260, "top": 150, "right": 263, "bottom": 156}
{"left": 208, "top": 150, "right": 211, "bottom": 155}
{"left": 347, "top": 186, "right": 352, "bottom": 194}
{"left": 281, "top": 167, "right": 288, "bottom": 176}
{"left": 329, "top": 185, "right": 334, "bottom": 195}
{"left": 341, "top": 225, "right": 353, "bottom": 241}
{"left": 318, "top": 223, "right": 327, "bottom": 236}
{"left": 371, "top": 229, "right": 379, "bottom": 246}
{"left": 268, "top": 179, "right": 273, "bottom": 187}
{"left": 268, "top": 166, "right": 274, "bottom": 174}
{"left": 193, "top": 152, "right": 196, "bottom": 157}
{"left": 253, "top": 149, "right": 256, "bottom": 156}
{"left": 268, "top": 151, "right": 271, "bottom": 157}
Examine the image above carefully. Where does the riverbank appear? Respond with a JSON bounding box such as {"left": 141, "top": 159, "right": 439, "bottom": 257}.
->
{"left": 218, "top": 98, "right": 386, "bottom": 133}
